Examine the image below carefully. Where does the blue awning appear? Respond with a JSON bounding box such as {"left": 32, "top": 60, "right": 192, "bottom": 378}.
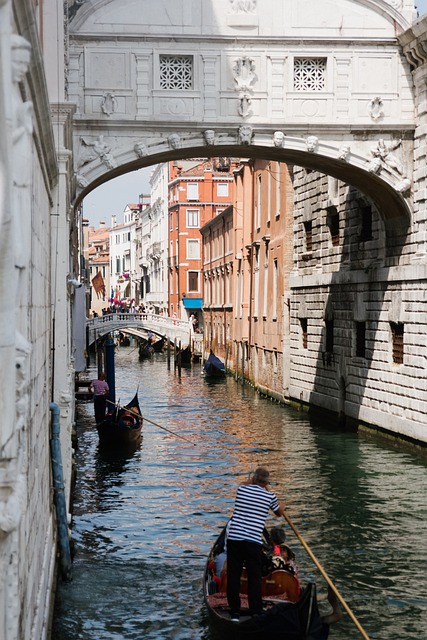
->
{"left": 182, "top": 298, "right": 203, "bottom": 309}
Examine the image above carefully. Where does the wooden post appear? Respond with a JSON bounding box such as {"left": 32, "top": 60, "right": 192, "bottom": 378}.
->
{"left": 241, "top": 341, "right": 245, "bottom": 386}
{"left": 167, "top": 337, "right": 171, "bottom": 369}
{"left": 177, "top": 340, "right": 182, "bottom": 378}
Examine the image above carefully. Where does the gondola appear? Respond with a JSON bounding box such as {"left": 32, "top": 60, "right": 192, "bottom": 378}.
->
{"left": 203, "top": 525, "right": 326, "bottom": 639}
{"left": 96, "top": 392, "right": 142, "bottom": 447}
{"left": 203, "top": 352, "right": 226, "bottom": 377}
{"left": 139, "top": 341, "right": 154, "bottom": 359}
{"left": 152, "top": 336, "right": 166, "bottom": 352}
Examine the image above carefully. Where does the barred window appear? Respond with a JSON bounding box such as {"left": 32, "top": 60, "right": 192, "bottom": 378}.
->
{"left": 294, "top": 58, "right": 326, "bottom": 91}
{"left": 160, "top": 55, "right": 193, "bottom": 90}
{"left": 390, "top": 322, "right": 404, "bottom": 365}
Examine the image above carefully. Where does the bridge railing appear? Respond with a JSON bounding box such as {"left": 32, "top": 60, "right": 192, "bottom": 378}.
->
{"left": 86, "top": 312, "right": 198, "bottom": 349}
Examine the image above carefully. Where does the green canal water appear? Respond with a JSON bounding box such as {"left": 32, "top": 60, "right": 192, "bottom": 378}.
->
{"left": 51, "top": 348, "right": 427, "bottom": 639}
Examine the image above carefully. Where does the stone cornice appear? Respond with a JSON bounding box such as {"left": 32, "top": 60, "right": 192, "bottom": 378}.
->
{"left": 399, "top": 15, "right": 427, "bottom": 70}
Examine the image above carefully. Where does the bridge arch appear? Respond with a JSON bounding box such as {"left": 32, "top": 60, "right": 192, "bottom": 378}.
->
{"left": 70, "top": 0, "right": 416, "bottom": 236}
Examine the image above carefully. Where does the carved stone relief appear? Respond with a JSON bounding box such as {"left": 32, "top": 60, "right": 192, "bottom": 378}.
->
{"left": 101, "top": 92, "right": 118, "bottom": 116}
{"left": 204, "top": 130, "right": 216, "bottom": 146}
{"left": 168, "top": 133, "right": 181, "bottom": 149}
{"left": 134, "top": 142, "right": 148, "bottom": 157}
{"left": 369, "top": 96, "right": 384, "bottom": 122}
{"left": 273, "top": 131, "right": 285, "bottom": 148}
{"left": 78, "top": 135, "right": 117, "bottom": 169}
{"left": 238, "top": 125, "right": 253, "bottom": 145}
{"left": 305, "top": 136, "right": 319, "bottom": 153}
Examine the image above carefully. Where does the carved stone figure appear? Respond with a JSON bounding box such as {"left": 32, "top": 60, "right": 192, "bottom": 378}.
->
{"left": 11, "top": 35, "right": 33, "bottom": 278}
{"left": 238, "top": 125, "right": 253, "bottom": 145}
{"left": 338, "top": 144, "right": 351, "bottom": 161}
{"left": 79, "top": 135, "right": 117, "bottom": 169}
{"left": 306, "top": 136, "right": 319, "bottom": 153}
{"left": 134, "top": 142, "right": 148, "bottom": 157}
{"left": 273, "top": 131, "right": 285, "bottom": 148}
{"left": 370, "top": 139, "right": 402, "bottom": 174}
{"left": 204, "top": 130, "right": 216, "bottom": 146}
{"left": 168, "top": 133, "right": 181, "bottom": 149}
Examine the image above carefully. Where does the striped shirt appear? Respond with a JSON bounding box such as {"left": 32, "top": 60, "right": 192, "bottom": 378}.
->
{"left": 227, "top": 484, "right": 280, "bottom": 545}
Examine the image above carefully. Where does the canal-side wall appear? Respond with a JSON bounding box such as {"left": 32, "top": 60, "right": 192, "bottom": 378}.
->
{"left": 0, "top": 2, "right": 77, "bottom": 640}
{"left": 289, "top": 167, "right": 427, "bottom": 445}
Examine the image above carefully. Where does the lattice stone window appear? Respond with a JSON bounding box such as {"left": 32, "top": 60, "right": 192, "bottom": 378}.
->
{"left": 160, "top": 55, "right": 193, "bottom": 90}
{"left": 294, "top": 58, "right": 326, "bottom": 91}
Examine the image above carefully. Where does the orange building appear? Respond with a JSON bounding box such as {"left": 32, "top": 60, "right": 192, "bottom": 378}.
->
{"left": 201, "top": 160, "right": 294, "bottom": 399}
{"left": 87, "top": 221, "right": 110, "bottom": 317}
{"left": 167, "top": 158, "right": 236, "bottom": 325}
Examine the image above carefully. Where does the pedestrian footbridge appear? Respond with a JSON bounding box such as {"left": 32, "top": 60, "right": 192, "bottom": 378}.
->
{"left": 87, "top": 313, "right": 199, "bottom": 350}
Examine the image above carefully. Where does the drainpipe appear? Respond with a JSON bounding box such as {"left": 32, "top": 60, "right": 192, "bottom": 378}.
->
{"left": 49, "top": 403, "right": 72, "bottom": 582}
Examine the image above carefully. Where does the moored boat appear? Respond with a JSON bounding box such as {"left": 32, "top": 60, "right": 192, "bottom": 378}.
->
{"left": 203, "top": 525, "right": 327, "bottom": 639}
{"left": 203, "top": 351, "right": 226, "bottom": 377}
{"left": 139, "top": 341, "right": 154, "bottom": 359}
{"left": 96, "top": 392, "right": 142, "bottom": 447}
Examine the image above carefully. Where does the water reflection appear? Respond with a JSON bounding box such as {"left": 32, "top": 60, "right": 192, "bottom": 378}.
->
{"left": 52, "top": 349, "right": 427, "bottom": 639}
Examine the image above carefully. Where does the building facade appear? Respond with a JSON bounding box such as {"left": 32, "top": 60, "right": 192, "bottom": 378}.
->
{"left": 168, "top": 159, "right": 236, "bottom": 324}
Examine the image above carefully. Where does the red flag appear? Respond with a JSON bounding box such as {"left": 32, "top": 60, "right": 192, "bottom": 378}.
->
{"left": 92, "top": 272, "right": 106, "bottom": 299}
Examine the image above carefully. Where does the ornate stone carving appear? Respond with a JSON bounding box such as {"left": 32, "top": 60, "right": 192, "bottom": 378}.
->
{"left": 168, "top": 133, "right": 181, "bottom": 149}
{"left": 101, "top": 92, "right": 118, "bottom": 116}
{"left": 338, "top": 144, "right": 351, "bottom": 161}
{"left": 273, "top": 131, "right": 285, "bottom": 148}
{"left": 79, "top": 135, "right": 117, "bottom": 169}
{"left": 233, "top": 56, "right": 256, "bottom": 93}
{"left": 15, "top": 330, "right": 32, "bottom": 434}
{"left": 134, "top": 142, "right": 148, "bottom": 157}
{"left": 238, "top": 94, "right": 252, "bottom": 117}
{"left": 238, "top": 125, "right": 253, "bottom": 145}
{"left": 369, "top": 97, "right": 384, "bottom": 122}
{"left": 306, "top": 136, "right": 319, "bottom": 153}
{"left": 76, "top": 174, "right": 89, "bottom": 189}
{"left": 370, "top": 139, "right": 402, "bottom": 174}
{"left": 395, "top": 178, "right": 411, "bottom": 195}
{"left": 204, "top": 130, "right": 216, "bottom": 146}
{"left": 230, "top": 0, "right": 257, "bottom": 13}
{"left": 11, "top": 36, "right": 33, "bottom": 274}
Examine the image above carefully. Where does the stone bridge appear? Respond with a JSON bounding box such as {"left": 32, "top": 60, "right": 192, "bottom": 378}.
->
{"left": 87, "top": 313, "right": 201, "bottom": 350}
{"left": 69, "top": 0, "right": 417, "bottom": 241}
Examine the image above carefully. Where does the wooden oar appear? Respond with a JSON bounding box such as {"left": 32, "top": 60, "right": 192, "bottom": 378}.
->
{"left": 283, "top": 511, "right": 371, "bottom": 640}
{"left": 106, "top": 399, "right": 197, "bottom": 446}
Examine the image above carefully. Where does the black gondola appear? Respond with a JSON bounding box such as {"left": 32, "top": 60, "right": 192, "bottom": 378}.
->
{"left": 203, "top": 526, "right": 328, "bottom": 639}
{"left": 96, "top": 392, "right": 142, "bottom": 446}
{"left": 203, "top": 352, "right": 226, "bottom": 377}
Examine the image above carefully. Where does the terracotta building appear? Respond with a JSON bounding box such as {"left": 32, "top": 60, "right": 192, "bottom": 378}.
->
{"left": 201, "top": 160, "right": 294, "bottom": 400}
{"left": 87, "top": 221, "right": 110, "bottom": 317}
{"left": 168, "top": 158, "right": 237, "bottom": 325}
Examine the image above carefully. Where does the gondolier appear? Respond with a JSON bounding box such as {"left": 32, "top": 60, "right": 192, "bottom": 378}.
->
{"left": 89, "top": 372, "right": 109, "bottom": 424}
{"left": 226, "top": 467, "right": 285, "bottom": 622}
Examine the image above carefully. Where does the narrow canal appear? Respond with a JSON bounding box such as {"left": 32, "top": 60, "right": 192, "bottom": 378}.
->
{"left": 52, "top": 347, "right": 427, "bottom": 640}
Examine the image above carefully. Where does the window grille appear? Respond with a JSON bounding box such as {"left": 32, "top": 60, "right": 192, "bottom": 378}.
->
{"left": 355, "top": 321, "right": 366, "bottom": 358}
{"left": 304, "top": 220, "right": 313, "bottom": 253}
{"left": 327, "top": 206, "right": 340, "bottom": 247}
{"left": 390, "top": 322, "right": 404, "bottom": 364}
{"left": 300, "top": 318, "right": 308, "bottom": 349}
{"left": 294, "top": 58, "right": 326, "bottom": 91}
{"left": 325, "top": 318, "right": 334, "bottom": 353}
{"left": 359, "top": 204, "right": 373, "bottom": 241}
{"left": 160, "top": 55, "right": 193, "bottom": 90}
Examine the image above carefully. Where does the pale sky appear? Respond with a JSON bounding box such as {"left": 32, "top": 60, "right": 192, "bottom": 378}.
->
{"left": 82, "top": 167, "right": 153, "bottom": 228}
{"left": 83, "top": 1, "right": 427, "bottom": 229}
